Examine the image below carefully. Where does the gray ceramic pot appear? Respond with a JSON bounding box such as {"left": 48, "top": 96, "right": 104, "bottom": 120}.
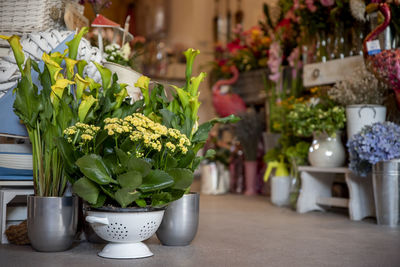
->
{"left": 28, "top": 195, "right": 78, "bottom": 252}
{"left": 156, "top": 192, "right": 199, "bottom": 246}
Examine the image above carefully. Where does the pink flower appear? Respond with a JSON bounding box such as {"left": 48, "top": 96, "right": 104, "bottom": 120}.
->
{"left": 320, "top": 0, "right": 335, "bottom": 7}
{"left": 305, "top": 0, "right": 317, "bottom": 12}
{"left": 293, "top": 0, "right": 300, "bottom": 9}
{"left": 267, "top": 42, "right": 282, "bottom": 82}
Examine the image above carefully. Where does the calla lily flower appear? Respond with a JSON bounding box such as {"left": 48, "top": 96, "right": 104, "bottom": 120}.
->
{"left": 0, "top": 35, "right": 25, "bottom": 73}
{"left": 65, "top": 57, "right": 78, "bottom": 80}
{"left": 135, "top": 76, "right": 150, "bottom": 106}
{"left": 66, "top": 27, "right": 89, "bottom": 60}
{"left": 79, "top": 94, "right": 98, "bottom": 122}
{"left": 74, "top": 74, "right": 90, "bottom": 100}
{"left": 93, "top": 62, "right": 112, "bottom": 91}
{"left": 77, "top": 60, "right": 88, "bottom": 77}
{"left": 189, "top": 72, "right": 206, "bottom": 97}
{"left": 42, "top": 53, "right": 63, "bottom": 84}
{"left": 114, "top": 83, "right": 128, "bottom": 110}
{"left": 183, "top": 48, "right": 200, "bottom": 90}
{"left": 86, "top": 77, "right": 101, "bottom": 98}
{"left": 50, "top": 50, "right": 68, "bottom": 65}
{"left": 50, "top": 79, "right": 75, "bottom": 108}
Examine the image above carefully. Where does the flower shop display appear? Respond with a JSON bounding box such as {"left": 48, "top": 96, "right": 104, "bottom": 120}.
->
{"left": 347, "top": 121, "right": 400, "bottom": 226}
{"left": 287, "top": 100, "right": 346, "bottom": 167}
{"left": 328, "top": 66, "right": 387, "bottom": 138}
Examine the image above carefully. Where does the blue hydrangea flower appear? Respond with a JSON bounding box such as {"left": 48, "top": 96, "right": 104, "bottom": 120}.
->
{"left": 347, "top": 122, "right": 400, "bottom": 176}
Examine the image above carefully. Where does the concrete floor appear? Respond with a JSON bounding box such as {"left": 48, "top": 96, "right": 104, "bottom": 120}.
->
{"left": 1, "top": 193, "right": 400, "bottom": 267}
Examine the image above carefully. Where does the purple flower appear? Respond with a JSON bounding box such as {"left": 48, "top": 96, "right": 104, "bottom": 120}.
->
{"left": 347, "top": 122, "right": 400, "bottom": 176}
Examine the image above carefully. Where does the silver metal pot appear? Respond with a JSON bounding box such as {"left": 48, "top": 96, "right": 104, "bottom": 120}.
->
{"left": 372, "top": 160, "right": 400, "bottom": 227}
{"left": 156, "top": 192, "right": 199, "bottom": 246}
{"left": 28, "top": 195, "right": 78, "bottom": 251}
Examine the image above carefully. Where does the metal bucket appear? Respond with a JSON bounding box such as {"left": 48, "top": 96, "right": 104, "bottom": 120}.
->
{"left": 156, "top": 193, "right": 199, "bottom": 246}
{"left": 372, "top": 160, "right": 400, "bottom": 227}
{"left": 27, "top": 195, "right": 78, "bottom": 251}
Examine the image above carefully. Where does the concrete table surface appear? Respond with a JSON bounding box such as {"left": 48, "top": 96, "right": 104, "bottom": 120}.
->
{"left": 1, "top": 193, "right": 400, "bottom": 267}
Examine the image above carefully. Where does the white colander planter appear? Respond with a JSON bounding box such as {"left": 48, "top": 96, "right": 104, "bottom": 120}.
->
{"left": 86, "top": 209, "right": 164, "bottom": 259}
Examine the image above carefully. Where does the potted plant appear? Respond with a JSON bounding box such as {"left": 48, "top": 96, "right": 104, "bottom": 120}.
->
{"left": 347, "top": 122, "right": 400, "bottom": 226}
{"left": 287, "top": 100, "right": 346, "bottom": 167}
{"left": 58, "top": 47, "right": 238, "bottom": 253}
{"left": 0, "top": 29, "right": 94, "bottom": 251}
{"left": 328, "top": 66, "right": 387, "bottom": 138}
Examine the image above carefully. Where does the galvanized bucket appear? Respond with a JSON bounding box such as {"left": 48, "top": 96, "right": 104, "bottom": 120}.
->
{"left": 372, "top": 160, "right": 400, "bottom": 227}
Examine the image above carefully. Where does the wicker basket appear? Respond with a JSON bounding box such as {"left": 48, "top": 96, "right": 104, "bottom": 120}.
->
{"left": 0, "top": 0, "right": 67, "bottom": 35}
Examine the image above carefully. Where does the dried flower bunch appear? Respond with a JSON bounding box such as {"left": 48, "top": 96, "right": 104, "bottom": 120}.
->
{"left": 328, "top": 67, "right": 387, "bottom": 106}
{"left": 347, "top": 122, "right": 400, "bottom": 176}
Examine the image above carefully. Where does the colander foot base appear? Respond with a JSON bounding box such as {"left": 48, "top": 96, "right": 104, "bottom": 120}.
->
{"left": 98, "top": 242, "right": 154, "bottom": 259}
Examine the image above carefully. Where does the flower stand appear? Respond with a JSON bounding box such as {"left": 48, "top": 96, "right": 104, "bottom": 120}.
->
{"left": 296, "top": 166, "right": 375, "bottom": 221}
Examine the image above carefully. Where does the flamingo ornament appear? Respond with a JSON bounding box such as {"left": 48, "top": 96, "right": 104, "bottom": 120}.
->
{"left": 212, "top": 65, "right": 247, "bottom": 117}
{"left": 363, "top": 3, "right": 400, "bottom": 107}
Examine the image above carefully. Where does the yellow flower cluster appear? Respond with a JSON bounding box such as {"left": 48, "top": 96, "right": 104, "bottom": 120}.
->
{"left": 104, "top": 118, "right": 131, "bottom": 136}
{"left": 122, "top": 113, "right": 190, "bottom": 154}
{"left": 63, "top": 122, "right": 100, "bottom": 144}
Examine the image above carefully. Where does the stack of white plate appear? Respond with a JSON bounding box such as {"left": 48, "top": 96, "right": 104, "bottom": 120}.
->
{"left": 0, "top": 143, "right": 33, "bottom": 178}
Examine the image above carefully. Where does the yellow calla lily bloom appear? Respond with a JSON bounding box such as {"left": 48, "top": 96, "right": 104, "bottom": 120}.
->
{"left": 65, "top": 57, "right": 78, "bottom": 80}
{"left": 74, "top": 74, "right": 90, "bottom": 100}
{"left": 50, "top": 79, "right": 75, "bottom": 107}
{"left": 0, "top": 35, "right": 25, "bottom": 73}
{"left": 42, "top": 53, "right": 63, "bottom": 84}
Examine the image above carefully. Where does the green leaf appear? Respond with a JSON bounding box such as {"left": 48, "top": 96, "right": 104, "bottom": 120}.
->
{"left": 79, "top": 95, "right": 97, "bottom": 122}
{"left": 160, "top": 108, "right": 175, "bottom": 128}
{"left": 167, "top": 168, "right": 194, "bottom": 190}
{"left": 92, "top": 194, "right": 106, "bottom": 208}
{"left": 165, "top": 155, "right": 178, "bottom": 169}
{"left": 139, "top": 170, "right": 174, "bottom": 192}
{"left": 93, "top": 62, "right": 112, "bottom": 91}
{"left": 115, "top": 188, "right": 141, "bottom": 208}
{"left": 55, "top": 137, "right": 78, "bottom": 175}
{"left": 177, "top": 149, "right": 195, "bottom": 168}
{"left": 127, "top": 158, "right": 151, "bottom": 177}
{"left": 192, "top": 115, "right": 240, "bottom": 143}
{"left": 66, "top": 27, "right": 89, "bottom": 60}
{"left": 72, "top": 177, "right": 100, "bottom": 204}
{"left": 76, "top": 154, "right": 116, "bottom": 185}
{"left": 115, "top": 148, "right": 129, "bottom": 165}
{"left": 117, "top": 171, "right": 142, "bottom": 189}
{"left": 135, "top": 199, "right": 147, "bottom": 207}
{"left": 151, "top": 192, "right": 172, "bottom": 207}
{"left": 13, "top": 76, "right": 42, "bottom": 129}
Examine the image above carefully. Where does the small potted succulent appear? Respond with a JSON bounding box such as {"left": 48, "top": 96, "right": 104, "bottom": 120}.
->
{"left": 328, "top": 66, "right": 387, "bottom": 138}
{"left": 287, "top": 100, "right": 346, "bottom": 167}
{"left": 347, "top": 122, "right": 400, "bottom": 226}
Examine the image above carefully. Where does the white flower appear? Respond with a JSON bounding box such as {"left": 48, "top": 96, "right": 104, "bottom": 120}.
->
{"left": 109, "top": 56, "right": 115, "bottom": 60}
{"left": 120, "top": 43, "right": 131, "bottom": 61}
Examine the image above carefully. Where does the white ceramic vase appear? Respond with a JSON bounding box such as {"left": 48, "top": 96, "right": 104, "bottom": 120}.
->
{"left": 308, "top": 132, "right": 345, "bottom": 168}
{"left": 103, "top": 62, "right": 143, "bottom": 102}
{"left": 346, "top": 105, "right": 386, "bottom": 139}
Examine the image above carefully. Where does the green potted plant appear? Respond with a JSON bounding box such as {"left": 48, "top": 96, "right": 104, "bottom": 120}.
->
{"left": 0, "top": 28, "right": 94, "bottom": 252}
{"left": 287, "top": 100, "right": 346, "bottom": 167}
{"left": 59, "top": 47, "right": 238, "bottom": 254}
